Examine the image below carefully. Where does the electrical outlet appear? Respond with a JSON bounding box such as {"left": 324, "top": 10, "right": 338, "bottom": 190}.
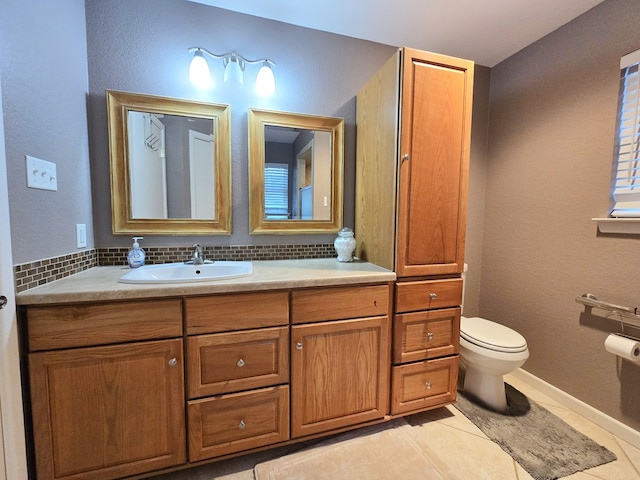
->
{"left": 26, "top": 155, "right": 57, "bottom": 191}
{"left": 76, "top": 224, "right": 87, "bottom": 248}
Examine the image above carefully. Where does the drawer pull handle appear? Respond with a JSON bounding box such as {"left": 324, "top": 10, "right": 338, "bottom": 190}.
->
{"left": 296, "top": 342, "right": 303, "bottom": 350}
{"left": 429, "top": 293, "right": 438, "bottom": 300}
{"left": 425, "top": 382, "right": 432, "bottom": 390}
{"left": 238, "top": 420, "right": 246, "bottom": 430}
{"left": 427, "top": 332, "right": 434, "bottom": 340}
{"left": 374, "top": 300, "right": 377, "bottom": 307}
{"left": 237, "top": 358, "right": 245, "bottom": 367}
{"left": 168, "top": 358, "right": 178, "bottom": 367}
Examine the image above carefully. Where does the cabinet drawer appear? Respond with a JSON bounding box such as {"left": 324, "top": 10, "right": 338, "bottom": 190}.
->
{"left": 186, "top": 291, "right": 289, "bottom": 334}
{"left": 26, "top": 299, "right": 183, "bottom": 351}
{"left": 395, "top": 279, "right": 462, "bottom": 313}
{"left": 393, "top": 307, "right": 460, "bottom": 364}
{"left": 391, "top": 356, "right": 458, "bottom": 415}
{"left": 188, "top": 385, "right": 289, "bottom": 461}
{"left": 291, "top": 284, "right": 389, "bottom": 324}
{"left": 187, "top": 327, "right": 289, "bottom": 398}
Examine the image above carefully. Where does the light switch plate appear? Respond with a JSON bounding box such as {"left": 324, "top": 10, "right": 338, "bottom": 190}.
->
{"left": 76, "top": 224, "right": 87, "bottom": 248}
{"left": 26, "top": 155, "right": 57, "bottom": 191}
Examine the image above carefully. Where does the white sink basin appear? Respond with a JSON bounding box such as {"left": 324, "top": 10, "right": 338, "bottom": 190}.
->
{"left": 118, "top": 261, "right": 253, "bottom": 284}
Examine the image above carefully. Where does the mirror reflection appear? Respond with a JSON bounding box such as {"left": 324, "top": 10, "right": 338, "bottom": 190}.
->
{"left": 127, "top": 111, "right": 216, "bottom": 220}
{"left": 264, "top": 125, "right": 332, "bottom": 221}
{"left": 107, "top": 90, "right": 232, "bottom": 235}
{"left": 248, "top": 108, "right": 344, "bottom": 234}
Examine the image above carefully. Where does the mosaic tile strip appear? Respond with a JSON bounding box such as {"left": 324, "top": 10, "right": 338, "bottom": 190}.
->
{"left": 14, "top": 249, "right": 98, "bottom": 293}
{"left": 14, "top": 244, "right": 336, "bottom": 292}
{"left": 98, "top": 243, "right": 336, "bottom": 266}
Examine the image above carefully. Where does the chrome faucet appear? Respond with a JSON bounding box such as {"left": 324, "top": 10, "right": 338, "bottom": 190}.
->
{"left": 186, "top": 243, "right": 207, "bottom": 265}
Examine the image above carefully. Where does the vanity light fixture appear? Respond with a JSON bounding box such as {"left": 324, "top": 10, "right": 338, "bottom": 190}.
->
{"left": 188, "top": 47, "right": 276, "bottom": 96}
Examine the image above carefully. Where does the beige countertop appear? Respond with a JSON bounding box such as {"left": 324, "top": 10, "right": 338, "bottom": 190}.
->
{"left": 16, "top": 258, "right": 396, "bottom": 305}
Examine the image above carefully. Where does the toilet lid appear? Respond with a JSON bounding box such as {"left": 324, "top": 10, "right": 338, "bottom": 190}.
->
{"left": 460, "top": 316, "right": 528, "bottom": 353}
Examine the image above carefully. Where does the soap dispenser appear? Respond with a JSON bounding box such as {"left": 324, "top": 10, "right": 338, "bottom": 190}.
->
{"left": 127, "top": 237, "right": 146, "bottom": 268}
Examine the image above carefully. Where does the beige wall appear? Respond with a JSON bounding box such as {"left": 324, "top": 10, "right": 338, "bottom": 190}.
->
{"left": 483, "top": 0, "right": 640, "bottom": 430}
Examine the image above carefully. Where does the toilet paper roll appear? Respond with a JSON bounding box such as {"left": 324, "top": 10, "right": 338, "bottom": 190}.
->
{"left": 604, "top": 333, "right": 640, "bottom": 363}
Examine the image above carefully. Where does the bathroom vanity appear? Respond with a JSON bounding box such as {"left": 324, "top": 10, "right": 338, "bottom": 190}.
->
{"left": 17, "top": 44, "right": 473, "bottom": 480}
{"left": 17, "top": 259, "right": 463, "bottom": 480}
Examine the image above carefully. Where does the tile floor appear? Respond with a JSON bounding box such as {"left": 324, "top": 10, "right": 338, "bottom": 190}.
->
{"left": 151, "top": 373, "right": 640, "bottom": 480}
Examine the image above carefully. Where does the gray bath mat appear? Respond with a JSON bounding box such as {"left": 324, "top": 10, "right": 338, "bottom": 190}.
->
{"left": 454, "top": 384, "right": 616, "bottom": 480}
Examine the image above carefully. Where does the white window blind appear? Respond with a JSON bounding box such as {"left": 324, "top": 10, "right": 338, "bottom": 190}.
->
{"left": 264, "top": 163, "right": 289, "bottom": 219}
{"left": 611, "top": 49, "right": 640, "bottom": 217}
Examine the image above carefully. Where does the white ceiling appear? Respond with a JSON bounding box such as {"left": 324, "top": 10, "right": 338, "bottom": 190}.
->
{"left": 190, "top": 0, "right": 604, "bottom": 67}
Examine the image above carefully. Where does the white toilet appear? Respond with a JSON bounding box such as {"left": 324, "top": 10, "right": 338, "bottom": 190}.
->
{"left": 459, "top": 267, "right": 529, "bottom": 411}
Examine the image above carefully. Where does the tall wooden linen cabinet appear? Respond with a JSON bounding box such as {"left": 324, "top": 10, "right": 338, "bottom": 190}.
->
{"left": 355, "top": 47, "right": 474, "bottom": 414}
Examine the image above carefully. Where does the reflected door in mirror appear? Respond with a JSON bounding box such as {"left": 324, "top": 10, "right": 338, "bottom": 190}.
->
{"left": 128, "top": 112, "right": 168, "bottom": 218}
{"left": 128, "top": 111, "right": 216, "bottom": 220}
{"left": 264, "top": 128, "right": 332, "bottom": 221}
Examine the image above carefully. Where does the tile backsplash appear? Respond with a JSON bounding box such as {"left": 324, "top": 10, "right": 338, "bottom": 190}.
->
{"left": 14, "top": 249, "right": 98, "bottom": 293}
{"left": 14, "top": 243, "right": 336, "bottom": 293}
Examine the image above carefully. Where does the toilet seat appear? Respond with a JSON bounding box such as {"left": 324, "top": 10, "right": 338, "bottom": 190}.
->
{"left": 460, "top": 316, "right": 527, "bottom": 353}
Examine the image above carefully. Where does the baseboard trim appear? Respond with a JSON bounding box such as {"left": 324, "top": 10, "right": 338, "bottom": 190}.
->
{"left": 511, "top": 368, "right": 640, "bottom": 449}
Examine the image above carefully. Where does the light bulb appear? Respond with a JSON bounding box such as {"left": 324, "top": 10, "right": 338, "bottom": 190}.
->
{"left": 189, "top": 50, "right": 211, "bottom": 89}
{"left": 224, "top": 57, "right": 243, "bottom": 87}
{"left": 256, "top": 62, "right": 275, "bottom": 97}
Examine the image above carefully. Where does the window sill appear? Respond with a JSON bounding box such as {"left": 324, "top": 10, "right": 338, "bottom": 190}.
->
{"left": 593, "top": 217, "right": 640, "bottom": 235}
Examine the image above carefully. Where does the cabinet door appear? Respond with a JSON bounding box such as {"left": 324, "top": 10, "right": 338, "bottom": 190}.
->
{"left": 29, "top": 339, "right": 185, "bottom": 480}
{"left": 290, "top": 316, "right": 390, "bottom": 438}
{"left": 396, "top": 48, "right": 474, "bottom": 277}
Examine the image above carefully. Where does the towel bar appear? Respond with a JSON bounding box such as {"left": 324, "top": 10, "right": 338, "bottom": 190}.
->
{"left": 576, "top": 293, "right": 640, "bottom": 329}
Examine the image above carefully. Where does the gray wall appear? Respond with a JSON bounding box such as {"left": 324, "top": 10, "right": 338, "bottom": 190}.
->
{"left": 483, "top": 0, "right": 640, "bottom": 431}
{"left": 85, "top": 0, "right": 397, "bottom": 248}
{"left": 0, "top": 0, "right": 94, "bottom": 264}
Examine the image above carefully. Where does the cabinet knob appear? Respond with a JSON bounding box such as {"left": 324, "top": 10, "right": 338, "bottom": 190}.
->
{"left": 238, "top": 420, "right": 246, "bottom": 430}
{"left": 425, "top": 382, "right": 432, "bottom": 390}
{"left": 237, "top": 358, "right": 245, "bottom": 367}
{"left": 427, "top": 332, "right": 434, "bottom": 340}
{"left": 429, "top": 293, "right": 438, "bottom": 300}
{"left": 402, "top": 154, "right": 410, "bottom": 162}
{"left": 168, "top": 358, "right": 178, "bottom": 367}
{"left": 296, "top": 342, "right": 303, "bottom": 350}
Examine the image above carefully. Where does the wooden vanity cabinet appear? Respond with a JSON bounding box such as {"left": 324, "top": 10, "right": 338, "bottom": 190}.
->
{"left": 355, "top": 47, "right": 473, "bottom": 277}
{"left": 185, "top": 291, "right": 290, "bottom": 461}
{"left": 355, "top": 47, "right": 473, "bottom": 415}
{"left": 391, "top": 279, "right": 461, "bottom": 414}
{"left": 22, "top": 280, "right": 395, "bottom": 479}
{"left": 290, "top": 284, "right": 391, "bottom": 438}
{"left": 25, "top": 300, "right": 185, "bottom": 480}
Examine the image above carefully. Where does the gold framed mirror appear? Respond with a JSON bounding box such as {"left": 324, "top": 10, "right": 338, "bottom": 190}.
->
{"left": 248, "top": 108, "right": 344, "bottom": 234}
{"left": 107, "top": 90, "right": 232, "bottom": 234}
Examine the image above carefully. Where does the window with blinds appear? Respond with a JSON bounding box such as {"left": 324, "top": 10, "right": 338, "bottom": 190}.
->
{"left": 264, "top": 163, "right": 290, "bottom": 219}
{"left": 611, "top": 48, "right": 640, "bottom": 217}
